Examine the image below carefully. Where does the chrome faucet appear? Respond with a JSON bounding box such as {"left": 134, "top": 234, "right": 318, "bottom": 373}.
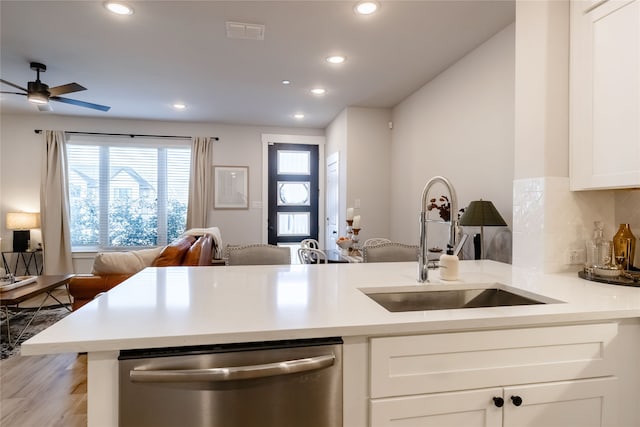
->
{"left": 418, "top": 176, "right": 458, "bottom": 282}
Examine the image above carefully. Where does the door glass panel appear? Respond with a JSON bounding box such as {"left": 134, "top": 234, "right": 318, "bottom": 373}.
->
{"left": 278, "top": 151, "right": 310, "bottom": 175}
{"left": 278, "top": 181, "right": 310, "bottom": 206}
{"left": 277, "top": 212, "right": 310, "bottom": 236}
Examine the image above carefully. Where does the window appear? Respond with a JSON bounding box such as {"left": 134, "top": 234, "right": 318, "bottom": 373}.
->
{"left": 66, "top": 136, "right": 191, "bottom": 250}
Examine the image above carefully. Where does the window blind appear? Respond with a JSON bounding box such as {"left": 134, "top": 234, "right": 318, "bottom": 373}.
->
{"left": 66, "top": 136, "right": 191, "bottom": 250}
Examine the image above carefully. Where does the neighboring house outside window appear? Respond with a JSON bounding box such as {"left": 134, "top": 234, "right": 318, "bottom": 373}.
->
{"left": 66, "top": 136, "right": 191, "bottom": 251}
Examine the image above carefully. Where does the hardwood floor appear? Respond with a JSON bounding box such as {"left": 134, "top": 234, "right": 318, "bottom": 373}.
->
{"left": 0, "top": 352, "right": 87, "bottom": 426}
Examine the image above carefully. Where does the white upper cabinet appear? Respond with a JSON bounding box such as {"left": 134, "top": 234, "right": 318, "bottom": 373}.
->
{"left": 570, "top": 0, "right": 640, "bottom": 190}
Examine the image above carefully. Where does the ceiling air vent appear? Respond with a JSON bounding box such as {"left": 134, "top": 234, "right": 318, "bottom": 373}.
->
{"left": 226, "top": 21, "right": 265, "bottom": 40}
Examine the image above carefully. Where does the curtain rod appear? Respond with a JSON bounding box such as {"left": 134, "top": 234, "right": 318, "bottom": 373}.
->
{"left": 34, "top": 129, "right": 219, "bottom": 141}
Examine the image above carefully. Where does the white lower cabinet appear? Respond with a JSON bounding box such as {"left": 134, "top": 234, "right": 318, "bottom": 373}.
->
{"left": 369, "top": 323, "right": 619, "bottom": 427}
{"left": 371, "top": 377, "right": 616, "bottom": 427}
{"left": 371, "top": 387, "right": 503, "bottom": 427}
{"left": 503, "top": 377, "right": 617, "bottom": 427}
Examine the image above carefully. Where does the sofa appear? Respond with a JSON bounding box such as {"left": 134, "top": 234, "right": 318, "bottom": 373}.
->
{"left": 68, "top": 228, "right": 222, "bottom": 310}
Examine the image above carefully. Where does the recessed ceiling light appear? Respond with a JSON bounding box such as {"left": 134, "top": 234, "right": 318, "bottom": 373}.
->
{"left": 354, "top": 1, "right": 380, "bottom": 15}
{"left": 173, "top": 103, "right": 186, "bottom": 110}
{"left": 326, "top": 56, "right": 346, "bottom": 64}
{"left": 294, "top": 113, "right": 305, "bottom": 119}
{"left": 310, "top": 88, "right": 326, "bottom": 95}
{"left": 282, "top": 80, "right": 291, "bottom": 85}
{"left": 104, "top": 2, "right": 134, "bottom": 15}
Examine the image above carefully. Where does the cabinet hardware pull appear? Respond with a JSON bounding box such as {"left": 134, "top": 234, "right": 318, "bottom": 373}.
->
{"left": 584, "top": 0, "right": 609, "bottom": 14}
{"left": 493, "top": 397, "right": 504, "bottom": 407}
{"left": 511, "top": 395, "right": 523, "bottom": 406}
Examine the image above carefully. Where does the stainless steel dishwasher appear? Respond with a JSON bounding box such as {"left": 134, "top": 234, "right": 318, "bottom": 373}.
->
{"left": 118, "top": 337, "right": 343, "bottom": 427}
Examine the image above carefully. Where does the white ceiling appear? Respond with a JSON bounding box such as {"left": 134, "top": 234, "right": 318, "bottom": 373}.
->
{"left": 0, "top": 1, "right": 514, "bottom": 128}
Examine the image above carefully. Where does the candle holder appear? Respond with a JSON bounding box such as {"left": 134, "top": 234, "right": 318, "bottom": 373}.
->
{"left": 351, "top": 228, "right": 361, "bottom": 255}
{"left": 346, "top": 219, "right": 354, "bottom": 240}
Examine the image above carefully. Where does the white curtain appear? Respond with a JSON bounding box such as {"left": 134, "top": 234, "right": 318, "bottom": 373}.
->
{"left": 40, "top": 130, "right": 74, "bottom": 274}
{"left": 186, "top": 136, "right": 214, "bottom": 229}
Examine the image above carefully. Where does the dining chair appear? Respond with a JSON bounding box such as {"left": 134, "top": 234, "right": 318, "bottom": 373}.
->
{"left": 298, "top": 247, "right": 328, "bottom": 264}
{"left": 225, "top": 244, "right": 291, "bottom": 266}
{"left": 300, "top": 238, "right": 320, "bottom": 249}
{"left": 363, "top": 238, "right": 392, "bottom": 247}
{"left": 362, "top": 242, "right": 419, "bottom": 263}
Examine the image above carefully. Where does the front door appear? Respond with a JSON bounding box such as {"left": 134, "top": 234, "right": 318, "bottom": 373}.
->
{"left": 267, "top": 143, "right": 319, "bottom": 246}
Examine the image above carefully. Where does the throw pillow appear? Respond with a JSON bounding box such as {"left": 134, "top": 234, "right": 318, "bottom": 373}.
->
{"left": 151, "top": 235, "right": 196, "bottom": 267}
{"left": 182, "top": 234, "right": 213, "bottom": 266}
{"left": 92, "top": 246, "right": 163, "bottom": 275}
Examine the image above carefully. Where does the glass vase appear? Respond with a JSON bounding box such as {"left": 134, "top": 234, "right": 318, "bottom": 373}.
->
{"left": 613, "top": 223, "right": 636, "bottom": 270}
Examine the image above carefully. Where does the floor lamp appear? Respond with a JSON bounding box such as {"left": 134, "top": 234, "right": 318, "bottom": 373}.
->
{"left": 459, "top": 200, "right": 506, "bottom": 260}
{"left": 6, "top": 212, "right": 41, "bottom": 252}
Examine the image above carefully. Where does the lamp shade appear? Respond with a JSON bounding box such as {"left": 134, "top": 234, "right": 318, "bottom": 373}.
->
{"left": 459, "top": 200, "right": 506, "bottom": 227}
{"left": 6, "top": 212, "right": 41, "bottom": 230}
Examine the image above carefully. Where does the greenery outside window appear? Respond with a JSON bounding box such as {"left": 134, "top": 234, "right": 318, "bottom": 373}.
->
{"left": 66, "top": 136, "right": 191, "bottom": 251}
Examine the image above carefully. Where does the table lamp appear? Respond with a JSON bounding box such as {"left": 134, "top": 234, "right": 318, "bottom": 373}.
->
{"left": 6, "top": 212, "right": 41, "bottom": 252}
{"left": 459, "top": 200, "right": 506, "bottom": 259}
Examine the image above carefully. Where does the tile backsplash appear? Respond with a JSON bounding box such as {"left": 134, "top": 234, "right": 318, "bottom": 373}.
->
{"left": 511, "top": 177, "right": 637, "bottom": 272}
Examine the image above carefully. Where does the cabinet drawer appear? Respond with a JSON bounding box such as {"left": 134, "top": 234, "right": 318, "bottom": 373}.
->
{"left": 370, "top": 323, "right": 617, "bottom": 398}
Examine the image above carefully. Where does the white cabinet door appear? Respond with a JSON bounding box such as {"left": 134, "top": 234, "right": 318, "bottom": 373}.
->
{"left": 570, "top": 0, "right": 640, "bottom": 190}
{"left": 370, "top": 387, "right": 502, "bottom": 427}
{"left": 503, "top": 377, "right": 617, "bottom": 427}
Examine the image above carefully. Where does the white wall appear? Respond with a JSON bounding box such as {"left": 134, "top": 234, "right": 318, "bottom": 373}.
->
{"left": 390, "top": 23, "right": 515, "bottom": 262}
{"left": 325, "top": 107, "right": 392, "bottom": 243}
{"left": 0, "top": 113, "right": 323, "bottom": 272}
{"left": 345, "top": 107, "right": 392, "bottom": 242}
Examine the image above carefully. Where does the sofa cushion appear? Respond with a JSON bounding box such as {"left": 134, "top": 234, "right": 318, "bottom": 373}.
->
{"left": 182, "top": 234, "right": 213, "bottom": 266}
{"left": 181, "top": 227, "right": 223, "bottom": 260}
{"left": 92, "top": 247, "right": 164, "bottom": 274}
{"left": 151, "top": 235, "right": 196, "bottom": 267}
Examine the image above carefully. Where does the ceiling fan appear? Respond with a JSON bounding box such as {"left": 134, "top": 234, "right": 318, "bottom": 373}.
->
{"left": 0, "top": 62, "right": 110, "bottom": 112}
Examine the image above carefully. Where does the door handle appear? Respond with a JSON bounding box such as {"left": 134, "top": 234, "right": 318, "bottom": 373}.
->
{"left": 130, "top": 354, "right": 335, "bottom": 383}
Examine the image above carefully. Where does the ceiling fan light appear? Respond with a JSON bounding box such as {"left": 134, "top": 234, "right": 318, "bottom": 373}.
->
{"left": 28, "top": 92, "right": 49, "bottom": 104}
{"left": 104, "top": 2, "right": 134, "bottom": 15}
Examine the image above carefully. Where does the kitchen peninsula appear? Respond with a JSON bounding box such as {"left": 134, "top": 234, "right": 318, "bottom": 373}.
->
{"left": 22, "top": 261, "right": 640, "bottom": 426}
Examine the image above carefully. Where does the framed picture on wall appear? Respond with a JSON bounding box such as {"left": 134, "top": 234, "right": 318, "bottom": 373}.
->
{"left": 214, "top": 166, "right": 249, "bottom": 209}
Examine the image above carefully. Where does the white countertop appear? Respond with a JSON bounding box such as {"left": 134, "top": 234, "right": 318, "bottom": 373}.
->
{"left": 22, "top": 260, "right": 640, "bottom": 355}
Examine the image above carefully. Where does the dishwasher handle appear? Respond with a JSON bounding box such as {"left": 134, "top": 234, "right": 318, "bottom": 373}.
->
{"left": 130, "top": 353, "right": 335, "bottom": 383}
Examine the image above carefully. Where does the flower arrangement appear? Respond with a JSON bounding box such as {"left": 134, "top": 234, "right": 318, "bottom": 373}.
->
{"left": 427, "top": 195, "right": 450, "bottom": 221}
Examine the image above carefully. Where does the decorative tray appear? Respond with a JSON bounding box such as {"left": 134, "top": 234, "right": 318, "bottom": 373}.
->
{"left": 578, "top": 270, "right": 640, "bottom": 287}
{"left": 0, "top": 276, "right": 38, "bottom": 292}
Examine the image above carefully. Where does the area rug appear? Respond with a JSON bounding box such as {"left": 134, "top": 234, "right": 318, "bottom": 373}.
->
{"left": 0, "top": 306, "right": 70, "bottom": 360}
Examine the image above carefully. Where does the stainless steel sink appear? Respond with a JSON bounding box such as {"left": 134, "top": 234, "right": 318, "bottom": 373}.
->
{"left": 361, "top": 285, "right": 558, "bottom": 312}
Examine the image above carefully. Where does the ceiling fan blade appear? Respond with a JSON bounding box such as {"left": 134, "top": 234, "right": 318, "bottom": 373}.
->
{"left": 37, "top": 103, "right": 53, "bottom": 112}
{"left": 0, "top": 79, "right": 28, "bottom": 92}
{"left": 0, "top": 91, "right": 27, "bottom": 96}
{"left": 49, "top": 82, "right": 86, "bottom": 96}
{"left": 51, "top": 96, "right": 111, "bottom": 112}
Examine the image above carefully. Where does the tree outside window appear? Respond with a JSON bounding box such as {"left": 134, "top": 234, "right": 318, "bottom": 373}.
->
{"left": 67, "top": 141, "right": 190, "bottom": 250}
